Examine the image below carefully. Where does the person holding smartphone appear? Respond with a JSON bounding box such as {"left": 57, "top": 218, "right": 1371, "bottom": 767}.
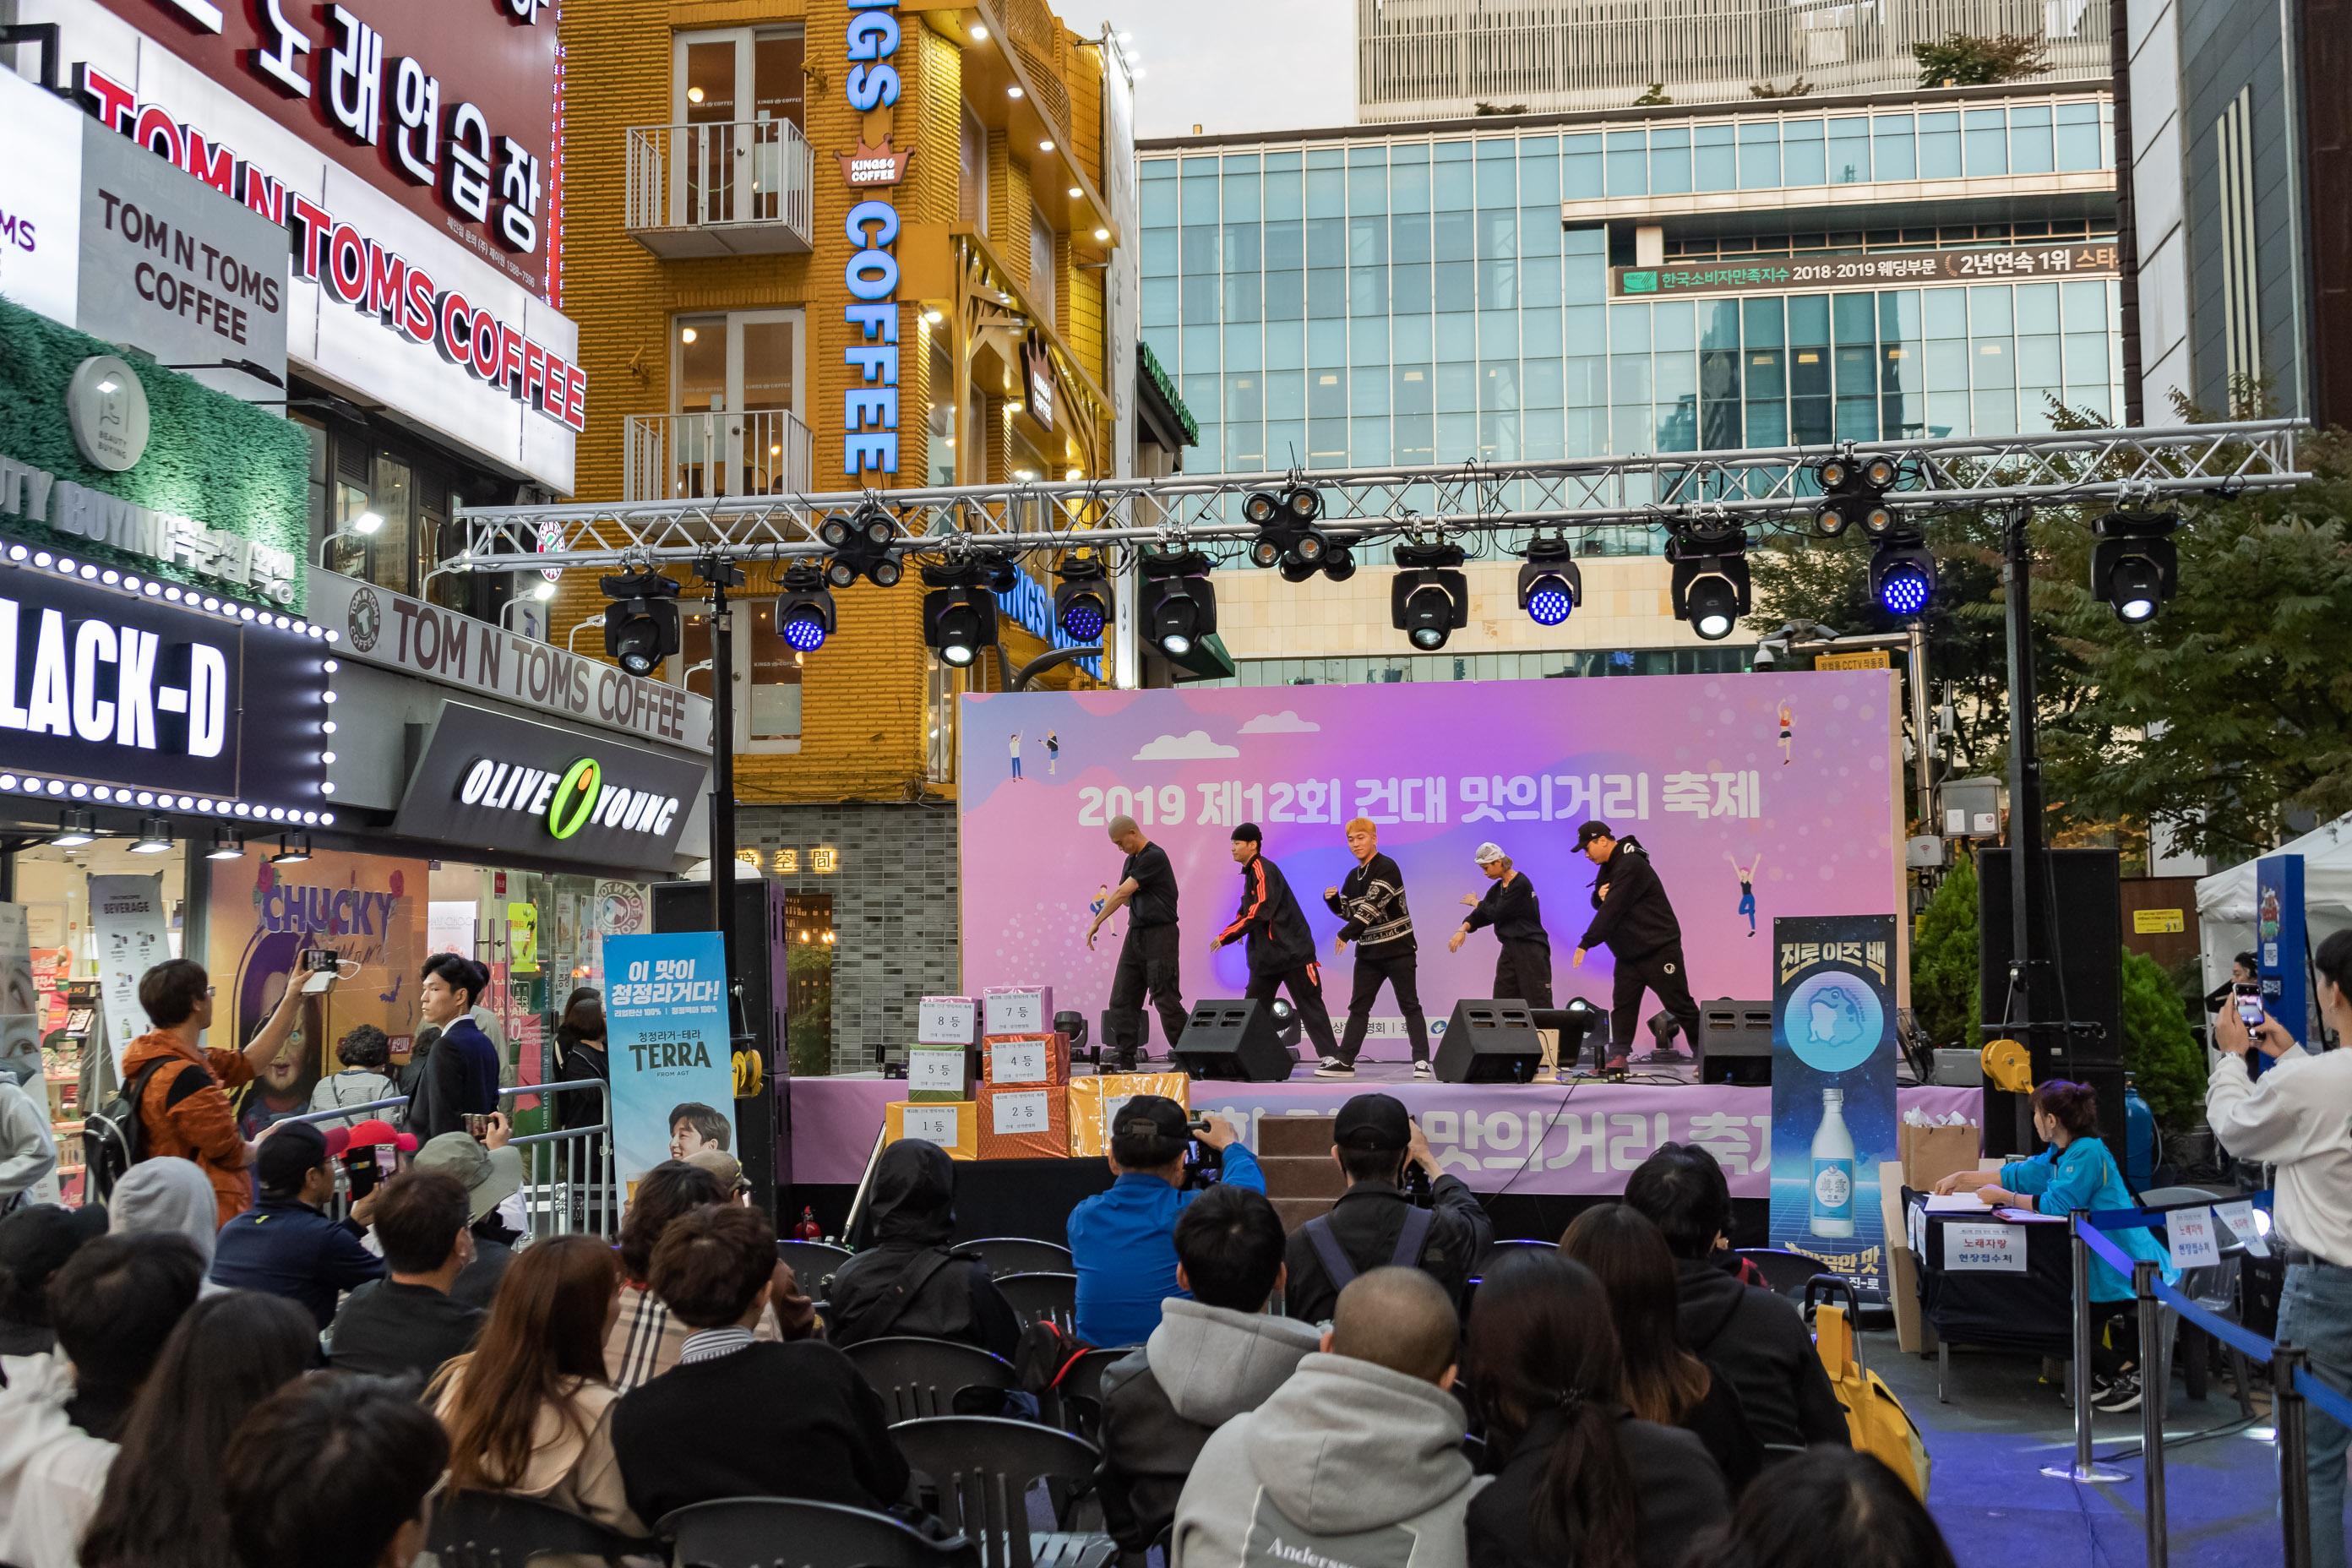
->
{"left": 210, "top": 1121, "right": 389, "bottom": 1330}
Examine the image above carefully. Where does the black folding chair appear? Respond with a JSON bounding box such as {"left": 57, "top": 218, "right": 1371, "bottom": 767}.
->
{"left": 778, "top": 1239, "right": 855, "bottom": 1293}
{"left": 892, "top": 1416, "right": 1115, "bottom": 1568}
{"left": 844, "top": 1336, "right": 1019, "bottom": 1422}
{"left": 1049, "top": 1344, "right": 1137, "bottom": 1443}
{"left": 966, "top": 1238, "right": 1075, "bottom": 1278}
{"left": 994, "top": 1271, "right": 1079, "bottom": 1335}
{"left": 1734, "top": 1248, "right": 1823, "bottom": 1298}
{"left": 428, "top": 1488, "right": 647, "bottom": 1566}
{"left": 662, "top": 1496, "right": 977, "bottom": 1568}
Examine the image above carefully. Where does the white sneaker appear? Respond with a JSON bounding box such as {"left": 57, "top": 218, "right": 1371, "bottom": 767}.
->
{"left": 1413, "top": 1061, "right": 1435, "bottom": 1080}
{"left": 1313, "top": 1058, "right": 1355, "bottom": 1079}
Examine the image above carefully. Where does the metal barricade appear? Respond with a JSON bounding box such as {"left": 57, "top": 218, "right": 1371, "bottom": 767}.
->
{"left": 496, "top": 1079, "right": 620, "bottom": 1242}
{"left": 2040, "top": 1210, "right": 2127, "bottom": 1483}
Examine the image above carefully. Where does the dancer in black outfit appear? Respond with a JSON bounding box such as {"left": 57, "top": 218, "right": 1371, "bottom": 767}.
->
{"left": 1317, "top": 818, "right": 1429, "bottom": 1079}
{"left": 1211, "top": 825, "right": 1340, "bottom": 1065}
{"left": 1574, "top": 821, "right": 1703, "bottom": 1076}
{"left": 1089, "top": 815, "right": 1188, "bottom": 1070}
{"left": 1450, "top": 841, "right": 1554, "bottom": 1010}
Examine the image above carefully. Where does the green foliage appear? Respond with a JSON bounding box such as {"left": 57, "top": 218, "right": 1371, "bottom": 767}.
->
{"left": 1473, "top": 101, "right": 1529, "bottom": 116}
{"left": 1910, "top": 853, "right": 1982, "bottom": 1049}
{"left": 1749, "top": 78, "right": 1813, "bottom": 98}
{"left": 787, "top": 941, "right": 833, "bottom": 1078}
{"left": 1912, "top": 32, "right": 2051, "bottom": 88}
{"left": 0, "top": 298, "right": 309, "bottom": 610}
{"left": 2121, "top": 949, "right": 2207, "bottom": 1131}
{"left": 1632, "top": 84, "right": 1672, "bottom": 106}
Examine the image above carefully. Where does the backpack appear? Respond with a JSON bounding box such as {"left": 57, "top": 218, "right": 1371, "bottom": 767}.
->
{"left": 80, "top": 1055, "right": 188, "bottom": 1204}
{"left": 1813, "top": 1296, "right": 1931, "bottom": 1499}
{"left": 1300, "top": 1204, "right": 1435, "bottom": 1292}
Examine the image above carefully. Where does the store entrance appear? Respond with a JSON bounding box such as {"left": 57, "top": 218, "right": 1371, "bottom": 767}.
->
{"left": 784, "top": 892, "right": 832, "bottom": 1076}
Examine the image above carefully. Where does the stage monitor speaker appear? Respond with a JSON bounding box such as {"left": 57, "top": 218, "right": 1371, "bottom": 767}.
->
{"left": 1533, "top": 1004, "right": 1608, "bottom": 1073}
{"left": 1169, "top": 999, "right": 1293, "bottom": 1082}
{"left": 1976, "top": 847, "right": 2123, "bottom": 1155}
{"left": 1699, "top": 999, "right": 1773, "bottom": 1086}
{"left": 1435, "top": 999, "right": 1544, "bottom": 1083}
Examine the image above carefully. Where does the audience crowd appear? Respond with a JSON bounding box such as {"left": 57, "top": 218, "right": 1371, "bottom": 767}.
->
{"left": 0, "top": 1052, "right": 1949, "bottom": 1568}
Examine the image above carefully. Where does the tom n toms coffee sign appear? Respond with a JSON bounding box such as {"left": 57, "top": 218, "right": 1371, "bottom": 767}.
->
{"left": 395, "top": 702, "right": 706, "bottom": 871}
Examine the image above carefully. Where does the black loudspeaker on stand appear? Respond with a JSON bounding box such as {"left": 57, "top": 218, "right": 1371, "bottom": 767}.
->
{"left": 1976, "top": 847, "right": 2123, "bottom": 1157}
{"left": 1698, "top": 999, "right": 1773, "bottom": 1086}
{"left": 1434, "top": 999, "right": 1544, "bottom": 1083}
{"left": 1169, "top": 999, "right": 1293, "bottom": 1082}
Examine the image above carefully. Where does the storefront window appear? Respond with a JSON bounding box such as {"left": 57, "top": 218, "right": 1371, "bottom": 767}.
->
{"left": 784, "top": 893, "right": 833, "bottom": 1075}
{"left": 743, "top": 602, "right": 804, "bottom": 744}
{"left": 928, "top": 335, "right": 956, "bottom": 486}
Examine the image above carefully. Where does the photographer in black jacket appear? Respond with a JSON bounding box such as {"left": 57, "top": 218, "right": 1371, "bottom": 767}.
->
{"left": 1574, "top": 822, "right": 1703, "bottom": 1076}
{"left": 1211, "top": 824, "right": 1340, "bottom": 1065}
{"left": 1319, "top": 818, "right": 1429, "bottom": 1080}
{"left": 1282, "top": 1093, "right": 1491, "bottom": 1326}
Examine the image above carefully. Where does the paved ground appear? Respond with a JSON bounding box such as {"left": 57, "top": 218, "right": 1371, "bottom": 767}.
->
{"left": 1865, "top": 1329, "right": 2336, "bottom": 1566}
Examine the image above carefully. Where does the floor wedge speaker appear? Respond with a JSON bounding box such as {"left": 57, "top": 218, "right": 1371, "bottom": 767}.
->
{"left": 1435, "top": 999, "right": 1544, "bottom": 1083}
{"left": 1699, "top": 998, "right": 1773, "bottom": 1086}
{"left": 1169, "top": 999, "right": 1293, "bottom": 1082}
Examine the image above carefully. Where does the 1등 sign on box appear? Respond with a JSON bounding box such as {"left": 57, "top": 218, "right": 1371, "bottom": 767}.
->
{"left": 885, "top": 1100, "right": 977, "bottom": 1160}
{"left": 1066, "top": 1073, "right": 1191, "bottom": 1157}
{"left": 977, "top": 1081, "right": 1070, "bottom": 1160}
{"left": 983, "top": 1033, "right": 1070, "bottom": 1086}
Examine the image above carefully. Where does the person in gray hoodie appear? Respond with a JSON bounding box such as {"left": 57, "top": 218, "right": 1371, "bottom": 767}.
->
{"left": 1172, "top": 1266, "right": 1485, "bottom": 1568}
{"left": 1100, "top": 1184, "right": 1321, "bottom": 1553}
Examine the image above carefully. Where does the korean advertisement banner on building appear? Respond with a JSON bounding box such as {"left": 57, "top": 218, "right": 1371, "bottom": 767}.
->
{"left": 1768, "top": 913, "right": 1899, "bottom": 1293}
{"left": 205, "top": 847, "right": 427, "bottom": 1135}
{"left": 603, "top": 931, "right": 735, "bottom": 1203}
{"left": 956, "top": 674, "right": 1903, "bottom": 1030}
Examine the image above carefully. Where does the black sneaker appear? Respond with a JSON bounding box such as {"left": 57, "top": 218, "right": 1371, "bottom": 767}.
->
{"left": 2092, "top": 1372, "right": 2142, "bottom": 1413}
{"left": 1312, "top": 1058, "right": 1355, "bottom": 1079}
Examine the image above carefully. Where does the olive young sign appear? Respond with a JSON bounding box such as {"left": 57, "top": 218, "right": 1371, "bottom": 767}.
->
{"left": 0, "top": 535, "right": 329, "bottom": 811}
{"left": 393, "top": 703, "right": 706, "bottom": 872}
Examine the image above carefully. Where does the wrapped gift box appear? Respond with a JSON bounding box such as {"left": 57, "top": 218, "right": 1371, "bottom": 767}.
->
{"left": 1066, "top": 1073, "right": 1193, "bottom": 1157}
{"left": 983, "top": 1032, "right": 1070, "bottom": 1087}
{"left": 982, "top": 986, "right": 1053, "bottom": 1039}
{"left": 917, "top": 995, "right": 980, "bottom": 1048}
{"left": 885, "top": 1099, "right": 977, "bottom": 1160}
{"left": 977, "top": 1081, "right": 1070, "bottom": 1160}
{"left": 905, "top": 1046, "right": 972, "bottom": 1102}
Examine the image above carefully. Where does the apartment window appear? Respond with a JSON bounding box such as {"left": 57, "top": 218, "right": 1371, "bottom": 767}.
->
{"left": 675, "top": 26, "right": 803, "bottom": 128}
{"left": 676, "top": 600, "right": 802, "bottom": 753}
{"left": 925, "top": 653, "right": 956, "bottom": 782}
{"left": 2215, "top": 85, "right": 2261, "bottom": 392}
{"left": 667, "top": 310, "right": 806, "bottom": 498}
{"left": 1029, "top": 205, "right": 1057, "bottom": 322}
{"left": 959, "top": 102, "right": 988, "bottom": 233}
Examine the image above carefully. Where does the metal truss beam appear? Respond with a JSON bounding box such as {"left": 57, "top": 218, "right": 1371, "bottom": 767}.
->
{"left": 449, "top": 420, "right": 2308, "bottom": 572}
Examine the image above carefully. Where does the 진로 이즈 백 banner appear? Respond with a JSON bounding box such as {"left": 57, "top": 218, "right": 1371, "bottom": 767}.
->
{"left": 603, "top": 932, "right": 736, "bottom": 1205}
{"left": 1769, "top": 913, "right": 1900, "bottom": 1293}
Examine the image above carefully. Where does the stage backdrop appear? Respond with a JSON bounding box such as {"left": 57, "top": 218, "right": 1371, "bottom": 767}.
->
{"left": 957, "top": 674, "right": 1903, "bottom": 1044}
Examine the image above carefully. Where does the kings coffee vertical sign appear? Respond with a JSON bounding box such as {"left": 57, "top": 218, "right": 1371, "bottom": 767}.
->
{"left": 1769, "top": 914, "right": 1898, "bottom": 1293}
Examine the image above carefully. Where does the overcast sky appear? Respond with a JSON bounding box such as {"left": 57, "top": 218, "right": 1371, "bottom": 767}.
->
{"left": 1081, "top": 0, "right": 1357, "bottom": 141}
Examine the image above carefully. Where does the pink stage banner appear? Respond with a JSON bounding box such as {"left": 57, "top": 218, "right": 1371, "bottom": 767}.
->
{"left": 786, "top": 1078, "right": 1979, "bottom": 1197}
{"left": 957, "top": 674, "right": 1903, "bottom": 1034}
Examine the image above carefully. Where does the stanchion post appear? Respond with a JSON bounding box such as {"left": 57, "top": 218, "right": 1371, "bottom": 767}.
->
{"left": 2276, "top": 1343, "right": 2313, "bottom": 1568}
{"left": 2044, "top": 1210, "right": 2129, "bottom": 1482}
{"left": 2135, "top": 1259, "right": 2166, "bottom": 1568}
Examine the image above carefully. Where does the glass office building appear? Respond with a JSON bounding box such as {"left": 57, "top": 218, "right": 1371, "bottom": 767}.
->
{"left": 1139, "top": 86, "right": 2123, "bottom": 541}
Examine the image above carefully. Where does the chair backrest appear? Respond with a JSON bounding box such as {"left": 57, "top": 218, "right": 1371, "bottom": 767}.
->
{"left": 1473, "top": 1239, "right": 1556, "bottom": 1276}
{"left": 661, "top": 1496, "right": 977, "bottom": 1568}
{"left": 1051, "top": 1345, "right": 1137, "bottom": 1444}
{"left": 891, "top": 1417, "right": 1104, "bottom": 1568}
{"left": 844, "top": 1336, "right": 1017, "bottom": 1423}
{"left": 429, "top": 1488, "right": 638, "bottom": 1567}
{"left": 778, "top": 1239, "right": 856, "bottom": 1291}
{"left": 1734, "top": 1248, "right": 1824, "bottom": 1298}
{"left": 993, "top": 1271, "right": 1079, "bottom": 1334}
{"left": 966, "top": 1238, "right": 1075, "bottom": 1278}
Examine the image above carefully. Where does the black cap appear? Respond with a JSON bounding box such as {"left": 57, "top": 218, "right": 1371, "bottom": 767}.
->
{"left": 1576, "top": 820, "right": 1615, "bottom": 848}
{"left": 1113, "top": 1094, "right": 1190, "bottom": 1143}
{"left": 256, "top": 1119, "right": 332, "bottom": 1192}
{"left": 0, "top": 1202, "right": 108, "bottom": 1297}
{"left": 1333, "top": 1092, "right": 1412, "bottom": 1152}
{"left": 1232, "top": 822, "right": 1262, "bottom": 844}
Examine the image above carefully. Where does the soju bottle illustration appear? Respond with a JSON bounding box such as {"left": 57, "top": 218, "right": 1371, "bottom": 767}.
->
{"left": 1810, "top": 1086, "right": 1856, "bottom": 1238}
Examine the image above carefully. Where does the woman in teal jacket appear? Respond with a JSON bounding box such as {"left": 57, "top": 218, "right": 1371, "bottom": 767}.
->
{"left": 1933, "top": 1079, "right": 2172, "bottom": 1413}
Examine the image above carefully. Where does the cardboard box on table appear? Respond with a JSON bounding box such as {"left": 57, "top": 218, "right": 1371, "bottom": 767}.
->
{"left": 982, "top": 986, "right": 1053, "bottom": 1039}
{"left": 977, "top": 1081, "right": 1070, "bottom": 1159}
{"left": 983, "top": 1033, "right": 1070, "bottom": 1087}
{"left": 905, "top": 1047, "right": 973, "bottom": 1102}
{"left": 1067, "top": 1073, "right": 1192, "bottom": 1157}
{"left": 885, "top": 1100, "right": 977, "bottom": 1160}
{"left": 1898, "top": 1122, "right": 1981, "bottom": 1191}
{"left": 1880, "top": 1159, "right": 1935, "bottom": 1353}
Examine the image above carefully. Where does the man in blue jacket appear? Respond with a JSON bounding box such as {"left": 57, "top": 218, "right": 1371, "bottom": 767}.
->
{"left": 1211, "top": 824, "right": 1340, "bottom": 1066}
{"left": 1068, "top": 1097, "right": 1265, "bottom": 1347}
{"left": 210, "top": 1119, "right": 387, "bottom": 1329}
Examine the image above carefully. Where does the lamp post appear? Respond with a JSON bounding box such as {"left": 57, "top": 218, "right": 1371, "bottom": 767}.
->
{"left": 317, "top": 512, "right": 384, "bottom": 569}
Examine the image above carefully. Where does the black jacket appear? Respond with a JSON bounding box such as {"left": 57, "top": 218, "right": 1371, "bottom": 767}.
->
{"left": 1326, "top": 852, "right": 1416, "bottom": 958}
{"left": 1465, "top": 872, "right": 1549, "bottom": 947}
{"left": 407, "top": 1017, "right": 500, "bottom": 1141}
{"left": 326, "top": 1279, "right": 484, "bottom": 1383}
{"left": 1673, "top": 1257, "right": 1850, "bottom": 1451}
{"left": 210, "top": 1195, "right": 388, "bottom": 1330}
{"left": 610, "top": 1340, "right": 910, "bottom": 1526}
{"left": 1578, "top": 839, "right": 1683, "bottom": 961}
{"left": 554, "top": 1041, "right": 608, "bottom": 1133}
{"left": 1466, "top": 1405, "right": 1729, "bottom": 1568}
{"left": 1217, "top": 853, "right": 1318, "bottom": 977}
{"left": 825, "top": 1141, "right": 1021, "bottom": 1360}
{"left": 1282, "top": 1175, "right": 1493, "bottom": 1326}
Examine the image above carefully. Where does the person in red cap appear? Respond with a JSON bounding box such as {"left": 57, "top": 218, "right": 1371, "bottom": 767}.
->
{"left": 208, "top": 1119, "right": 387, "bottom": 1330}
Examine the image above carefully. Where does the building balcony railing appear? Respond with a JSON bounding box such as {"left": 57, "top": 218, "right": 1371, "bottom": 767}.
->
{"left": 623, "top": 120, "right": 814, "bottom": 257}
{"left": 623, "top": 411, "right": 814, "bottom": 503}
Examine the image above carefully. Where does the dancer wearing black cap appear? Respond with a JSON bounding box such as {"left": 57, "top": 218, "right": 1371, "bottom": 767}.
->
{"left": 1282, "top": 1092, "right": 1491, "bottom": 1326}
{"left": 1211, "top": 825, "right": 1340, "bottom": 1068}
{"left": 1574, "top": 821, "right": 1704, "bottom": 1076}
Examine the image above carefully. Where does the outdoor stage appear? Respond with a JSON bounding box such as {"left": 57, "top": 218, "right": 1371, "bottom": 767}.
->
{"left": 787, "top": 1064, "right": 1980, "bottom": 1198}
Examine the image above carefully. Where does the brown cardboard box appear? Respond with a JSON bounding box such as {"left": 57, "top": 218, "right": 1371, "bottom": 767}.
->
{"left": 1898, "top": 1121, "right": 1981, "bottom": 1191}
{"left": 1881, "top": 1159, "right": 1934, "bottom": 1354}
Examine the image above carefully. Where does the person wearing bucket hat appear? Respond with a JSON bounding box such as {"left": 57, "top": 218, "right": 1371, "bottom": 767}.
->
{"left": 414, "top": 1130, "right": 526, "bottom": 1310}
{"left": 210, "top": 1121, "right": 387, "bottom": 1330}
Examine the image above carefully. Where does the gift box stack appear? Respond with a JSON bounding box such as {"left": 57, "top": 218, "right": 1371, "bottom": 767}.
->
{"left": 977, "top": 985, "right": 1070, "bottom": 1158}
{"left": 1067, "top": 1073, "right": 1194, "bottom": 1157}
{"left": 883, "top": 997, "right": 981, "bottom": 1160}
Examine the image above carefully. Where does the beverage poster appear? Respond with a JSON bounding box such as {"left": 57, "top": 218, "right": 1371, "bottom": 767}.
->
{"left": 2255, "top": 854, "right": 2306, "bottom": 1070}
{"left": 604, "top": 931, "right": 735, "bottom": 1205}
{"left": 90, "top": 874, "right": 171, "bottom": 1074}
{"left": 0, "top": 902, "right": 39, "bottom": 1084}
{"left": 1769, "top": 913, "right": 1899, "bottom": 1293}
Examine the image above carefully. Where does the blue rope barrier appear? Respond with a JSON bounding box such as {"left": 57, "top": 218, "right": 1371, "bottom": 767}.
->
{"left": 2297, "top": 1366, "right": 2352, "bottom": 1430}
{"left": 2149, "top": 1275, "right": 2284, "bottom": 1364}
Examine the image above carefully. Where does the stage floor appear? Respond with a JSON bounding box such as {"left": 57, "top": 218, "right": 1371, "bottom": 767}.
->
{"left": 788, "top": 1061, "right": 1979, "bottom": 1198}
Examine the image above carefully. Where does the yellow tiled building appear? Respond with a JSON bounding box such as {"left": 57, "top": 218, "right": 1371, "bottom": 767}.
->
{"left": 557, "top": 0, "right": 1130, "bottom": 808}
